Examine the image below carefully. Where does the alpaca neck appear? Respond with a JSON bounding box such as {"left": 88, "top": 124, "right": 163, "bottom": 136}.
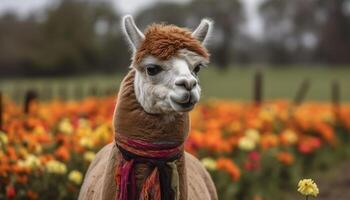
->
{"left": 113, "top": 69, "right": 189, "bottom": 199}
{"left": 114, "top": 69, "right": 189, "bottom": 143}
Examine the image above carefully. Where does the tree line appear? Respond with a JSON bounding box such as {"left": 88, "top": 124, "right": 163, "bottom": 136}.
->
{"left": 0, "top": 0, "right": 349, "bottom": 77}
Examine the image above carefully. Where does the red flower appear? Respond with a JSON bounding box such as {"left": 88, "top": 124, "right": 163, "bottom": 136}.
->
{"left": 244, "top": 151, "right": 261, "bottom": 171}
{"left": 6, "top": 185, "right": 16, "bottom": 199}
{"left": 248, "top": 151, "right": 260, "bottom": 162}
{"left": 298, "top": 137, "right": 321, "bottom": 154}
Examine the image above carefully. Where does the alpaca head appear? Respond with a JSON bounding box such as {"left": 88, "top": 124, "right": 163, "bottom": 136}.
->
{"left": 122, "top": 15, "right": 212, "bottom": 114}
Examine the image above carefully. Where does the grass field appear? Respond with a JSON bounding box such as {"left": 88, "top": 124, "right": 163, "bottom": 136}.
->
{"left": 1, "top": 67, "right": 350, "bottom": 102}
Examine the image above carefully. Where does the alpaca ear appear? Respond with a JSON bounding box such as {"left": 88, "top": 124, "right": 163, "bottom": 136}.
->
{"left": 192, "top": 18, "right": 213, "bottom": 44}
{"left": 122, "top": 15, "right": 145, "bottom": 51}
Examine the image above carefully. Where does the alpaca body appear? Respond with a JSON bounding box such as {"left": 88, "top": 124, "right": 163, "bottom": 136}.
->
{"left": 79, "top": 16, "right": 218, "bottom": 200}
{"left": 79, "top": 143, "right": 217, "bottom": 200}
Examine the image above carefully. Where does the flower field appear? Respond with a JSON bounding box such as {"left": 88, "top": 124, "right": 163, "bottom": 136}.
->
{"left": 1, "top": 96, "right": 350, "bottom": 200}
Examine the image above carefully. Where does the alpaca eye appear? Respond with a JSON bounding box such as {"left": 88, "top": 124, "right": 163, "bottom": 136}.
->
{"left": 193, "top": 64, "right": 202, "bottom": 75}
{"left": 145, "top": 64, "right": 163, "bottom": 76}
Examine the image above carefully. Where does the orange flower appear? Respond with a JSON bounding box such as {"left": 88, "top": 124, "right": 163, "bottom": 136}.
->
{"left": 55, "top": 146, "right": 70, "bottom": 161}
{"left": 17, "top": 175, "right": 28, "bottom": 184}
{"left": 314, "top": 122, "right": 335, "bottom": 144}
{"left": 276, "top": 152, "right": 294, "bottom": 165}
{"left": 27, "top": 190, "right": 38, "bottom": 200}
{"left": 260, "top": 134, "right": 279, "bottom": 150}
{"left": 7, "top": 147, "right": 18, "bottom": 161}
{"left": 40, "top": 155, "right": 54, "bottom": 164}
{"left": 279, "top": 129, "right": 298, "bottom": 146}
{"left": 216, "top": 157, "right": 241, "bottom": 181}
{"left": 253, "top": 195, "right": 263, "bottom": 200}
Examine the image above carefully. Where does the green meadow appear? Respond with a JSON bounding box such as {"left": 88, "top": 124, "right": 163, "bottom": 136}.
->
{"left": 1, "top": 67, "right": 349, "bottom": 102}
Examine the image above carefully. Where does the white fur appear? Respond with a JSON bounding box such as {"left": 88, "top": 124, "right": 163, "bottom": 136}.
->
{"left": 121, "top": 15, "right": 212, "bottom": 114}
{"left": 133, "top": 50, "right": 207, "bottom": 114}
{"left": 192, "top": 18, "right": 213, "bottom": 45}
{"left": 122, "top": 15, "right": 145, "bottom": 51}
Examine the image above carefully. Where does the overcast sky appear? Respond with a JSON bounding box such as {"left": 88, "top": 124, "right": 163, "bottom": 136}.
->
{"left": 0, "top": 0, "right": 263, "bottom": 38}
{"left": 0, "top": 0, "right": 191, "bottom": 16}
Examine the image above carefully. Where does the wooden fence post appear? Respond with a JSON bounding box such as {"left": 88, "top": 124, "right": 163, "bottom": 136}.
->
{"left": 24, "top": 90, "right": 38, "bottom": 114}
{"left": 293, "top": 78, "right": 310, "bottom": 106}
{"left": 0, "top": 91, "right": 3, "bottom": 130}
{"left": 331, "top": 80, "right": 340, "bottom": 107}
{"left": 89, "top": 84, "right": 98, "bottom": 97}
{"left": 59, "top": 86, "right": 67, "bottom": 101}
{"left": 253, "top": 69, "right": 263, "bottom": 105}
{"left": 331, "top": 80, "right": 340, "bottom": 117}
{"left": 13, "top": 85, "right": 22, "bottom": 103}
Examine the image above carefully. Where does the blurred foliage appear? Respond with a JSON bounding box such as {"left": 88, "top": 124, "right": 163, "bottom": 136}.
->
{"left": 1, "top": 97, "right": 350, "bottom": 199}
{"left": 260, "top": 0, "right": 350, "bottom": 64}
{"left": 0, "top": 0, "right": 129, "bottom": 76}
{"left": 135, "top": 0, "right": 243, "bottom": 68}
{"left": 0, "top": 0, "right": 350, "bottom": 77}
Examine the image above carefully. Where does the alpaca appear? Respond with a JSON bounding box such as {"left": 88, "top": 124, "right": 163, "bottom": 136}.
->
{"left": 79, "top": 15, "right": 217, "bottom": 200}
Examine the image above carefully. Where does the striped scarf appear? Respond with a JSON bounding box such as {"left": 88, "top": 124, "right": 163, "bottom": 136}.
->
{"left": 115, "top": 134, "right": 183, "bottom": 200}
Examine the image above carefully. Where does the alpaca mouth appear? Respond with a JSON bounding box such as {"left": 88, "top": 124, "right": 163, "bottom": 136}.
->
{"left": 173, "top": 101, "right": 195, "bottom": 112}
{"left": 177, "top": 101, "right": 195, "bottom": 109}
{"left": 170, "top": 94, "right": 196, "bottom": 112}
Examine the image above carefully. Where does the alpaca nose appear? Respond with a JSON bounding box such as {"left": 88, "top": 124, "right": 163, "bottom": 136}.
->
{"left": 175, "top": 77, "right": 197, "bottom": 91}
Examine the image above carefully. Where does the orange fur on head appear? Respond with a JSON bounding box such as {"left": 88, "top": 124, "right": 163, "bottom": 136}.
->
{"left": 134, "top": 24, "right": 209, "bottom": 65}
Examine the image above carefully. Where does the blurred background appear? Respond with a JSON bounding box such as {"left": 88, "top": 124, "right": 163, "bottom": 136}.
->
{"left": 1, "top": 1, "right": 350, "bottom": 200}
{"left": 0, "top": 0, "right": 349, "bottom": 102}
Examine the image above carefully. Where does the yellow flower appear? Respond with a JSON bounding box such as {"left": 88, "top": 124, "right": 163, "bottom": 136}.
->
{"left": 83, "top": 151, "right": 96, "bottom": 162}
{"left": 93, "top": 124, "right": 110, "bottom": 142}
{"left": 79, "top": 137, "right": 94, "bottom": 148}
{"left": 17, "top": 154, "right": 41, "bottom": 170}
{"left": 245, "top": 129, "right": 260, "bottom": 143}
{"left": 68, "top": 170, "right": 83, "bottom": 185}
{"left": 282, "top": 129, "right": 298, "bottom": 145}
{"left": 201, "top": 157, "right": 217, "bottom": 170}
{"left": 0, "top": 131, "right": 8, "bottom": 145}
{"left": 297, "top": 179, "right": 319, "bottom": 197}
{"left": 34, "top": 144, "right": 43, "bottom": 154}
{"left": 18, "top": 147, "right": 29, "bottom": 158}
{"left": 259, "top": 106, "right": 276, "bottom": 122}
{"left": 33, "top": 126, "right": 46, "bottom": 135}
{"left": 26, "top": 154, "right": 41, "bottom": 169}
{"left": 58, "top": 118, "right": 73, "bottom": 135}
{"left": 46, "top": 160, "right": 67, "bottom": 174}
{"left": 229, "top": 121, "right": 241, "bottom": 133}
{"left": 78, "top": 118, "right": 90, "bottom": 128}
{"left": 238, "top": 136, "right": 256, "bottom": 151}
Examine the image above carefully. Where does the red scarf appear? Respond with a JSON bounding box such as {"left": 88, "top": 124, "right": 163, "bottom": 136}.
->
{"left": 115, "top": 134, "right": 183, "bottom": 200}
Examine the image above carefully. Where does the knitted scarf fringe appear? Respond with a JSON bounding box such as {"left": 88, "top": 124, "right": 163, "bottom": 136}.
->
{"left": 115, "top": 134, "right": 182, "bottom": 200}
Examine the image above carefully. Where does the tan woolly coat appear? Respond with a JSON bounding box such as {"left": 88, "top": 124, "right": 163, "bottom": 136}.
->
{"left": 79, "top": 70, "right": 217, "bottom": 200}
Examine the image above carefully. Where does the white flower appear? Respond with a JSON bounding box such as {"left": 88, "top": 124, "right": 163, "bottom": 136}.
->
{"left": 17, "top": 154, "right": 41, "bottom": 170}
{"left": 238, "top": 136, "right": 256, "bottom": 151}
{"left": 245, "top": 129, "right": 260, "bottom": 143}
